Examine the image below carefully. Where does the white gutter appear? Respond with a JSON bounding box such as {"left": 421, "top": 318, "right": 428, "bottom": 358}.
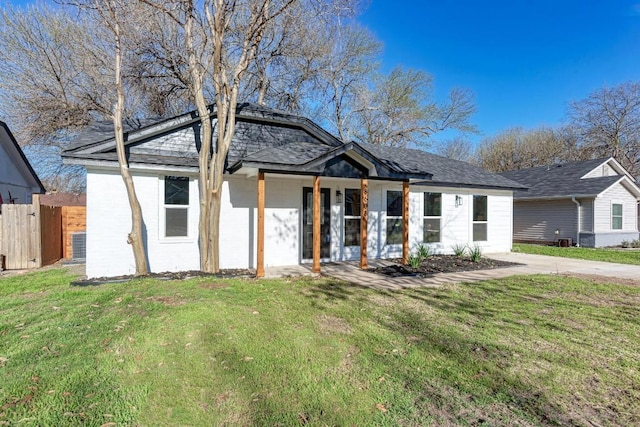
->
{"left": 571, "top": 197, "right": 581, "bottom": 247}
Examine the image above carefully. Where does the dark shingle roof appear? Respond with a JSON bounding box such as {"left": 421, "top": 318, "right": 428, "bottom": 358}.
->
{"left": 360, "top": 143, "right": 525, "bottom": 189}
{"left": 62, "top": 103, "right": 523, "bottom": 190}
{"left": 499, "top": 158, "right": 621, "bottom": 199}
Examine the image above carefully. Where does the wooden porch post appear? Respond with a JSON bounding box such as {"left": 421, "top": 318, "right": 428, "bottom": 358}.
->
{"left": 312, "top": 175, "right": 321, "bottom": 273}
{"left": 402, "top": 180, "right": 410, "bottom": 265}
{"left": 359, "top": 178, "right": 368, "bottom": 269}
{"left": 256, "top": 171, "right": 265, "bottom": 277}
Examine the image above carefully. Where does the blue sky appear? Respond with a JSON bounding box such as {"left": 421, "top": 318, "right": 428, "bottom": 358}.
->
{"left": 359, "top": 1, "right": 640, "bottom": 143}
{"left": 7, "top": 0, "right": 640, "bottom": 144}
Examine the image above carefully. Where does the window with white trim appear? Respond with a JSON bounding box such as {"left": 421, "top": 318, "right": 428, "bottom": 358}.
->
{"left": 164, "top": 176, "right": 189, "bottom": 237}
{"left": 612, "top": 203, "right": 623, "bottom": 230}
{"left": 424, "top": 192, "right": 441, "bottom": 243}
{"left": 344, "top": 188, "right": 361, "bottom": 246}
{"left": 386, "top": 190, "right": 403, "bottom": 245}
{"left": 472, "top": 195, "right": 487, "bottom": 241}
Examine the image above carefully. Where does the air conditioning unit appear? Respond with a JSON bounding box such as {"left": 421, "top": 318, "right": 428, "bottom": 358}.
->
{"left": 71, "top": 232, "right": 86, "bottom": 261}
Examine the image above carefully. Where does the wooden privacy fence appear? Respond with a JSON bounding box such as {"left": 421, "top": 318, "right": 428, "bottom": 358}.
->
{"left": 0, "top": 196, "right": 63, "bottom": 270}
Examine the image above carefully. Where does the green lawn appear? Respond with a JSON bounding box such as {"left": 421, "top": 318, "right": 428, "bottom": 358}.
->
{"left": 1, "top": 268, "right": 639, "bottom": 426}
{"left": 514, "top": 243, "right": 640, "bottom": 265}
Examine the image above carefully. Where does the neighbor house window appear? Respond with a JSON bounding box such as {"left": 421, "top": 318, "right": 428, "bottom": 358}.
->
{"left": 612, "top": 203, "right": 623, "bottom": 230}
{"left": 386, "top": 190, "right": 403, "bottom": 245}
{"left": 473, "top": 195, "right": 487, "bottom": 241}
{"left": 164, "top": 176, "right": 189, "bottom": 237}
{"left": 344, "top": 189, "right": 361, "bottom": 246}
{"left": 424, "top": 192, "right": 441, "bottom": 243}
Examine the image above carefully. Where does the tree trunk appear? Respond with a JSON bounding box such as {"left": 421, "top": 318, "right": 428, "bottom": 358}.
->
{"left": 111, "top": 2, "right": 148, "bottom": 276}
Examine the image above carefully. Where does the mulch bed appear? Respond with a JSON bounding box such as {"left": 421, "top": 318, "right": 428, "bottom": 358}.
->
{"left": 71, "top": 269, "right": 253, "bottom": 286}
{"left": 369, "top": 255, "right": 521, "bottom": 278}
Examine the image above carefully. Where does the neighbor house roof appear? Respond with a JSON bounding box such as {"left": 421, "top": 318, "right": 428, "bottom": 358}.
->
{"left": 499, "top": 157, "right": 640, "bottom": 200}
{"left": 62, "top": 103, "right": 524, "bottom": 190}
{"left": 0, "top": 121, "right": 46, "bottom": 193}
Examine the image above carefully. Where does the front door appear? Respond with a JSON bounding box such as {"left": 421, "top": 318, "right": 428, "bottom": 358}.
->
{"left": 302, "top": 187, "right": 331, "bottom": 260}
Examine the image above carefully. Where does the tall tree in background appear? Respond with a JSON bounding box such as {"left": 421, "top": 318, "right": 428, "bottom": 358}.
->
{"left": 476, "top": 127, "right": 571, "bottom": 172}
{"left": 568, "top": 81, "right": 640, "bottom": 177}
{"left": 433, "top": 136, "right": 474, "bottom": 162}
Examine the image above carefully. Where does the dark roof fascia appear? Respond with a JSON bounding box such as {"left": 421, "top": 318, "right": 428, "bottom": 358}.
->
{"left": 411, "top": 180, "right": 528, "bottom": 191}
{"left": 513, "top": 194, "right": 598, "bottom": 201}
{"left": 0, "top": 121, "right": 46, "bottom": 193}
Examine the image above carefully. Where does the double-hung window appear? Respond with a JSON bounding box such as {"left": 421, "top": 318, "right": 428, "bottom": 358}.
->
{"left": 344, "top": 189, "right": 361, "bottom": 246}
{"left": 164, "top": 176, "right": 189, "bottom": 237}
{"left": 472, "top": 195, "right": 488, "bottom": 241}
{"left": 612, "top": 203, "right": 623, "bottom": 230}
{"left": 386, "top": 190, "right": 403, "bottom": 245}
{"left": 424, "top": 192, "right": 441, "bottom": 243}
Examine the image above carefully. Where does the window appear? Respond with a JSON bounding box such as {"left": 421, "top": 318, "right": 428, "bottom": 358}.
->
{"left": 386, "top": 190, "right": 403, "bottom": 245}
{"left": 472, "top": 195, "right": 487, "bottom": 241}
{"left": 612, "top": 203, "right": 623, "bottom": 230}
{"left": 344, "top": 189, "right": 361, "bottom": 246}
{"left": 424, "top": 192, "right": 441, "bottom": 243}
{"left": 164, "top": 176, "right": 189, "bottom": 237}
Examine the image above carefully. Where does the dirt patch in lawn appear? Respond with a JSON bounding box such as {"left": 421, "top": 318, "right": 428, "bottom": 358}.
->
{"left": 369, "top": 255, "right": 520, "bottom": 278}
{"left": 315, "top": 314, "right": 352, "bottom": 335}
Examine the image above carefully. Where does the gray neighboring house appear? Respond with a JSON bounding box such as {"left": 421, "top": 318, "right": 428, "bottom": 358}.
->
{"left": 0, "top": 121, "right": 45, "bottom": 204}
{"left": 500, "top": 157, "right": 640, "bottom": 247}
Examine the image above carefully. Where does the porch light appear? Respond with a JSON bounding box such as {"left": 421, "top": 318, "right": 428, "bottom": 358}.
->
{"left": 455, "top": 195, "right": 463, "bottom": 207}
{"left": 555, "top": 229, "right": 560, "bottom": 236}
{"left": 336, "top": 190, "right": 343, "bottom": 204}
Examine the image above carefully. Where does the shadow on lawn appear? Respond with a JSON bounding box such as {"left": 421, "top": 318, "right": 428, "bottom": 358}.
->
{"left": 306, "top": 277, "right": 584, "bottom": 426}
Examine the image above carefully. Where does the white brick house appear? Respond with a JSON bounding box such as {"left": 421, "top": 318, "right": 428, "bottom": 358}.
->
{"left": 63, "top": 104, "right": 523, "bottom": 278}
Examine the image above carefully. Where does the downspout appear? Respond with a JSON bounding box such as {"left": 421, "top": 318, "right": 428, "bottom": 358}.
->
{"left": 571, "top": 197, "right": 581, "bottom": 247}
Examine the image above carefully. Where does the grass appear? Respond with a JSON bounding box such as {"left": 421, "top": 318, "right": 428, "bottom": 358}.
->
{"left": 514, "top": 243, "right": 640, "bottom": 265}
{"left": 1, "top": 268, "right": 639, "bottom": 426}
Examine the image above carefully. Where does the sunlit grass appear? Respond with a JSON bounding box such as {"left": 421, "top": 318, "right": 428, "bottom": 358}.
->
{"left": 514, "top": 243, "right": 640, "bottom": 265}
{"left": 1, "top": 268, "right": 639, "bottom": 425}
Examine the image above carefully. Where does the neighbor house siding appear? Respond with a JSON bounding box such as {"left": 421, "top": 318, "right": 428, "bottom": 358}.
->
{"left": 594, "top": 183, "right": 638, "bottom": 232}
{"left": 579, "top": 198, "right": 594, "bottom": 232}
{"left": 583, "top": 163, "right": 618, "bottom": 178}
{"left": 513, "top": 200, "right": 577, "bottom": 243}
{"left": 0, "top": 142, "right": 36, "bottom": 204}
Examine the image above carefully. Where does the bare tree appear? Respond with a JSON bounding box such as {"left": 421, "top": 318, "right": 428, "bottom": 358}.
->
{"left": 476, "top": 127, "right": 572, "bottom": 172}
{"left": 432, "top": 136, "right": 474, "bottom": 162}
{"left": 65, "top": 0, "right": 149, "bottom": 275}
{"left": 568, "top": 81, "right": 640, "bottom": 177}
{"left": 351, "top": 67, "right": 477, "bottom": 148}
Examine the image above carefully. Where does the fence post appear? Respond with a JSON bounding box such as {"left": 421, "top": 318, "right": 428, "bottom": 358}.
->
{"left": 33, "top": 194, "right": 42, "bottom": 268}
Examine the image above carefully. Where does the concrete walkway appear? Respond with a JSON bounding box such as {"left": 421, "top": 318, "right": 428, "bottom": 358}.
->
{"left": 264, "top": 253, "right": 640, "bottom": 290}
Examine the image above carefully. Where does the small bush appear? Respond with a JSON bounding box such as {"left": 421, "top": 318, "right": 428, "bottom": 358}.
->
{"left": 621, "top": 240, "right": 630, "bottom": 248}
{"left": 408, "top": 253, "right": 422, "bottom": 268}
{"left": 469, "top": 244, "right": 483, "bottom": 262}
{"left": 452, "top": 243, "right": 467, "bottom": 257}
{"left": 416, "top": 244, "right": 431, "bottom": 260}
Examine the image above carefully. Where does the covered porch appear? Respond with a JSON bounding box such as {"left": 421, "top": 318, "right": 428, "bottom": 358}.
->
{"left": 228, "top": 141, "right": 432, "bottom": 277}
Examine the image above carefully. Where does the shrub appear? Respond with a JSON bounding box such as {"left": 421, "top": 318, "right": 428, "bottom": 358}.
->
{"left": 415, "top": 244, "right": 431, "bottom": 260}
{"left": 408, "top": 253, "right": 422, "bottom": 268}
{"left": 469, "top": 244, "right": 483, "bottom": 262}
{"left": 452, "top": 243, "right": 467, "bottom": 257}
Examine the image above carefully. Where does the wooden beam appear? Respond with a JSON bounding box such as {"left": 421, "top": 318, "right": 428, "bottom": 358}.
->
{"left": 359, "top": 178, "right": 368, "bottom": 269}
{"left": 256, "top": 171, "right": 265, "bottom": 277}
{"left": 402, "top": 180, "right": 410, "bottom": 265}
{"left": 312, "top": 176, "right": 321, "bottom": 273}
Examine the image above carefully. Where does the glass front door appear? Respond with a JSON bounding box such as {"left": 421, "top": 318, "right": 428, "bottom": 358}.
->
{"left": 302, "top": 187, "right": 331, "bottom": 259}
